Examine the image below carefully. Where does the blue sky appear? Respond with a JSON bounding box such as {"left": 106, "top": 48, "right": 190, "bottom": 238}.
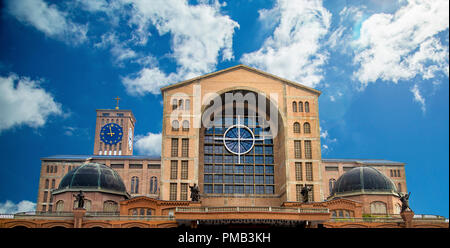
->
{"left": 0, "top": 0, "right": 448, "bottom": 217}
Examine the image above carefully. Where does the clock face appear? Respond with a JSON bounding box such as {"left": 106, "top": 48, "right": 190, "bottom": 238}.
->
{"left": 128, "top": 128, "right": 133, "bottom": 150}
{"left": 100, "top": 123, "right": 123, "bottom": 145}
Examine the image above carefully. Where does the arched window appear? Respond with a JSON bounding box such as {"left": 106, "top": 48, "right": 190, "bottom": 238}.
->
{"left": 395, "top": 204, "right": 401, "bottom": 214}
{"left": 172, "top": 120, "right": 179, "bottom": 131}
{"left": 303, "top": 122, "right": 311, "bottom": 134}
{"left": 103, "top": 201, "right": 118, "bottom": 212}
{"left": 56, "top": 200, "right": 64, "bottom": 212}
{"left": 185, "top": 99, "right": 190, "bottom": 111}
{"left": 172, "top": 99, "right": 177, "bottom": 110}
{"left": 397, "top": 183, "right": 402, "bottom": 192}
{"left": 329, "top": 179, "right": 336, "bottom": 195}
{"left": 51, "top": 179, "right": 55, "bottom": 189}
{"left": 298, "top": 101, "right": 303, "bottom": 112}
{"left": 179, "top": 99, "right": 184, "bottom": 110}
{"left": 370, "top": 201, "right": 387, "bottom": 214}
{"left": 182, "top": 120, "right": 189, "bottom": 131}
{"left": 45, "top": 179, "right": 49, "bottom": 189}
{"left": 146, "top": 209, "right": 152, "bottom": 216}
{"left": 305, "top": 101, "right": 310, "bottom": 113}
{"left": 131, "top": 176, "right": 139, "bottom": 194}
{"left": 203, "top": 90, "right": 276, "bottom": 195}
{"left": 46, "top": 165, "right": 49, "bottom": 173}
{"left": 292, "top": 101, "right": 297, "bottom": 112}
{"left": 149, "top": 176, "right": 158, "bottom": 194}
{"left": 293, "top": 122, "right": 300, "bottom": 133}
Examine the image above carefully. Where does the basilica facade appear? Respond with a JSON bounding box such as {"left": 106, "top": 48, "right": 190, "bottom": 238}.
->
{"left": 0, "top": 65, "right": 447, "bottom": 228}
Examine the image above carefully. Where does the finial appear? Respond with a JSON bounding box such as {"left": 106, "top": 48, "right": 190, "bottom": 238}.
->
{"left": 114, "top": 96, "right": 120, "bottom": 110}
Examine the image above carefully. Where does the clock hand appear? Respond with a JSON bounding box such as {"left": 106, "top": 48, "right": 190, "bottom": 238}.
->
{"left": 108, "top": 125, "right": 115, "bottom": 136}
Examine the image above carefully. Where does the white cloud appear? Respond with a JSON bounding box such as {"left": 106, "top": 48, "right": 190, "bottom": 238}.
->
{"left": 95, "top": 32, "right": 139, "bottom": 66}
{"left": 0, "top": 74, "right": 63, "bottom": 132}
{"left": 241, "top": 0, "right": 332, "bottom": 88}
{"left": 134, "top": 132, "right": 162, "bottom": 156}
{"left": 320, "top": 129, "right": 329, "bottom": 139}
{"left": 6, "top": 0, "right": 88, "bottom": 45}
{"left": 410, "top": 84, "right": 426, "bottom": 113}
{"left": 327, "top": 6, "right": 364, "bottom": 52}
{"left": 320, "top": 127, "right": 337, "bottom": 154}
{"left": 118, "top": 0, "right": 239, "bottom": 95}
{"left": 353, "top": 0, "right": 449, "bottom": 85}
{"left": 64, "top": 126, "right": 76, "bottom": 136}
{"left": 122, "top": 68, "right": 180, "bottom": 95}
{"left": 0, "top": 200, "right": 36, "bottom": 214}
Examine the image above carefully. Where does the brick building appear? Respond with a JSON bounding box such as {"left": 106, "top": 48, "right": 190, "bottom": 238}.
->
{"left": 0, "top": 65, "right": 447, "bottom": 228}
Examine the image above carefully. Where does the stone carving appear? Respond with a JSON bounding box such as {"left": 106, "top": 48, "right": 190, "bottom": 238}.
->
{"left": 301, "top": 186, "right": 311, "bottom": 203}
{"left": 189, "top": 184, "right": 200, "bottom": 202}
{"left": 399, "top": 192, "right": 412, "bottom": 212}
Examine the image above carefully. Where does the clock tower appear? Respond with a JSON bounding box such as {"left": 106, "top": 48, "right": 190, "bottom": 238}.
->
{"left": 93, "top": 107, "right": 136, "bottom": 156}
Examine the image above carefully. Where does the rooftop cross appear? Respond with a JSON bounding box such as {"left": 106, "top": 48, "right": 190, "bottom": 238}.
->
{"left": 114, "top": 96, "right": 120, "bottom": 110}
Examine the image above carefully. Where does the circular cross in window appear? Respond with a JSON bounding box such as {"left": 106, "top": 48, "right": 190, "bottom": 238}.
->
{"left": 223, "top": 124, "right": 255, "bottom": 155}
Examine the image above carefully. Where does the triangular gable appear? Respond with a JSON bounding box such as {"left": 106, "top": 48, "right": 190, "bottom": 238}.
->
{"left": 160, "top": 64, "right": 321, "bottom": 95}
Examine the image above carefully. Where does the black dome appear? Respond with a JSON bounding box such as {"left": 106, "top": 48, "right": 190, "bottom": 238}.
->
{"left": 330, "top": 167, "right": 397, "bottom": 197}
{"left": 57, "top": 163, "right": 127, "bottom": 196}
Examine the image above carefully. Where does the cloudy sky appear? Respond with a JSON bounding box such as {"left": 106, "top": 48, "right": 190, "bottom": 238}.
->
{"left": 0, "top": 0, "right": 448, "bottom": 216}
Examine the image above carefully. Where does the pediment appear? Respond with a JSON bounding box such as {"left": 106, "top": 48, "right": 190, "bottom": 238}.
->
{"left": 160, "top": 64, "right": 321, "bottom": 95}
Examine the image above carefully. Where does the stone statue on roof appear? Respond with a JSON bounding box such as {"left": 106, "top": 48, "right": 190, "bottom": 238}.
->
{"left": 399, "top": 192, "right": 411, "bottom": 212}
{"left": 301, "top": 186, "right": 311, "bottom": 203}
{"left": 189, "top": 184, "right": 200, "bottom": 202}
{"left": 74, "top": 190, "right": 85, "bottom": 209}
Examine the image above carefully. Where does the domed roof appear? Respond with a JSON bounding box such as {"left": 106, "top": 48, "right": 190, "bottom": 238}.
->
{"left": 56, "top": 163, "right": 128, "bottom": 197}
{"left": 330, "top": 167, "right": 397, "bottom": 198}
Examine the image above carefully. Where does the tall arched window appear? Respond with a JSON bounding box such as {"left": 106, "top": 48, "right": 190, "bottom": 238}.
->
{"left": 303, "top": 122, "right": 311, "bottom": 134}
{"left": 172, "top": 120, "right": 179, "bottom": 131}
{"left": 298, "top": 101, "right": 303, "bottom": 112}
{"left": 203, "top": 90, "right": 276, "bottom": 195}
{"left": 172, "top": 99, "right": 177, "bottom": 110}
{"left": 45, "top": 179, "right": 49, "bottom": 189}
{"left": 305, "top": 101, "right": 310, "bottom": 112}
{"left": 103, "top": 201, "right": 118, "bottom": 212}
{"left": 370, "top": 201, "right": 387, "bottom": 214}
{"left": 292, "top": 101, "right": 297, "bottom": 112}
{"left": 179, "top": 99, "right": 184, "bottom": 110}
{"left": 185, "top": 99, "right": 190, "bottom": 111}
{"left": 397, "top": 183, "right": 402, "bottom": 192}
{"left": 149, "top": 176, "right": 158, "bottom": 194}
{"left": 131, "top": 176, "right": 139, "bottom": 194}
{"left": 182, "top": 120, "right": 189, "bottom": 131}
{"left": 395, "top": 204, "right": 401, "bottom": 214}
{"left": 56, "top": 200, "right": 64, "bottom": 212}
{"left": 293, "top": 122, "right": 300, "bottom": 133}
{"left": 329, "top": 179, "right": 336, "bottom": 195}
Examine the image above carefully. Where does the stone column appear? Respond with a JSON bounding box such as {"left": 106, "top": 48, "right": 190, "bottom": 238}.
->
{"left": 73, "top": 208, "right": 87, "bottom": 228}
